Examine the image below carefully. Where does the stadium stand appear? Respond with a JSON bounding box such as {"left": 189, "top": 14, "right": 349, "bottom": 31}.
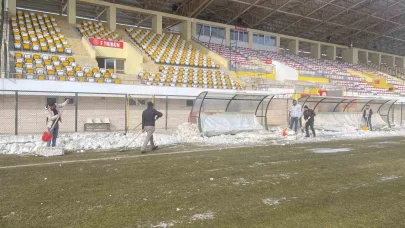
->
{"left": 125, "top": 27, "right": 242, "bottom": 90}
{"left": 126, "top": 27, "right": 218, "bottom": 68}
{"left": 11, "top": 11, "right": 120, "bottom": 83}
{"left": 200, "top": 41, "right": 405, "bottom": 96}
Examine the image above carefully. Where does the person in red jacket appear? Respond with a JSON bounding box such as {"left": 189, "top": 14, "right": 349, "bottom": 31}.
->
{"left": 303, "top": 105, "right": 316, "bottom": 137}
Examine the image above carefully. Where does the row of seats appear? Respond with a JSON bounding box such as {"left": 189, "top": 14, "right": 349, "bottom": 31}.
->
{"left": 12, "top": 52, "right": 120, "bottom": 84}
{"left": 77, "top": 20, "right": 121, "bottom": 41}
{"left": 211, "top": 43, "right": 405, "bottom": 96}
{"left": 126, "top": 27, "right": 219, "bottom": 68}
{"left": 12, "top": 11, "right": 72, "bottom": 54}
{"left": 138, "top": 66, "right": 241, "bottom": 90}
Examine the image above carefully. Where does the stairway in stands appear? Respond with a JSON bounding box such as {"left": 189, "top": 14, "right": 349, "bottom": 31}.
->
{"left": 56, "top": 16, "right": 98, "bottom": 68}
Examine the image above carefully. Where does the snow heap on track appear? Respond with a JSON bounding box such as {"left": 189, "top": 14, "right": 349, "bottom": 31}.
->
{"left": 0, "top": 123, "right": 404, "bottom": 156}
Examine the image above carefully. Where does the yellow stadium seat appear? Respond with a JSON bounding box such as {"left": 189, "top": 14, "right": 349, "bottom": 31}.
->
{"left": 23, "top": 43, "right": 30, "bottom": 50}
{"left": 59, "top": 76, "right": 67, "bottom": 81}
{"left": 14, "top": 74, "right": 23, "bottom": 79}
{"left": 97, "top": 78, "right": 104, "bottom": 83}
{"left": 15, "top": 52, "right": 23, "bottom": 58}
{"left": 78, "top": 77, "right": 86, "bottom": 82}
{"left": 38, "top": 75, "right": 46, "bottom": 80}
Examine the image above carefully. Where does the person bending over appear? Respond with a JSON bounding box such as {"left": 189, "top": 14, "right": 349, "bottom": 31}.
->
{"left": 45, "top": 99, "right": 69, "bottom": 147}
{"left": 303, "top": 105, "right": 316, "bottom": 137}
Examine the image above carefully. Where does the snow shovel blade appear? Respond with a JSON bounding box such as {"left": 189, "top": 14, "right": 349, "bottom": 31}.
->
{"left": 42, "top": 131, "right": 53, "bottom": 142}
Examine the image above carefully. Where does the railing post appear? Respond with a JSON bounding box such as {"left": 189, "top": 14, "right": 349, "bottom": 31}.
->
{"left": 401, "top": 102, "right": 403, "bottom": 125}
{"left": 165, "top": 95, "right": 168, "bottom": 130}
{"left": 125, "top": 94, "right": 128, "bottom": 134}
{"left": 15, "top": 91, "right": 18, "bottom": 135}
{"left": 75, "top": 92, "right": 78, "bottom": 132}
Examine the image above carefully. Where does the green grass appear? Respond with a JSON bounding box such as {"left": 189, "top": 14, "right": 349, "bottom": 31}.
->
{"left": 1, "top": 137, "right": 405, "bottom": 227}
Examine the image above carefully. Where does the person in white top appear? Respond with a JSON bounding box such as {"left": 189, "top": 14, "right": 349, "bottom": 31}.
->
{"left": 45, "top": 99, "right": 69, "bottom": 147}
{"left": 289, "top": 99, "right": 302, "bottom": 132}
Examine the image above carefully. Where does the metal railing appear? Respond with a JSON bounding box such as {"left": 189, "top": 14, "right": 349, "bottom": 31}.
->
{"left": 0, "top": 90, "right": 197, "bottom": 135}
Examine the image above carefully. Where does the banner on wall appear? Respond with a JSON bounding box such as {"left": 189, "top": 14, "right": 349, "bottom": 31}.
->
{"left": 318, "top": 90, "right": 328, "bottom": 96}
{"left": 263, "top": 59, "right": 272, "bottom": 64}
{"left": 88, "top": 38, "right": 124, "bottom": 49}
{"left": 234, "top": 26, "right": 248, "bottom": 31}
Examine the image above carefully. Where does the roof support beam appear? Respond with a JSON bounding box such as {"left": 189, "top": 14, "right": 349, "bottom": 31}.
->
{"left": 302, "top": 0, "right": 369, "bottom": 33}
{"left": 278, "top": 0, "right": 335, "bottom": 33}
{"left": 251, "top": 0, "right": 295, "bottom": 27}
{"left": 175, "top": 0, "right": 215, "bottom": 18}
{"left": 324, "top": 1, "right": 403, "bottom": 40}
{"left": 227, "top": 0, "right": 261, "bottom": 24}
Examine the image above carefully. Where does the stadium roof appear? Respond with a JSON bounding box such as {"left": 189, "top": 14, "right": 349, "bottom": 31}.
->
{"left": 18, "top": 0, "right": 405, "bottom": 57}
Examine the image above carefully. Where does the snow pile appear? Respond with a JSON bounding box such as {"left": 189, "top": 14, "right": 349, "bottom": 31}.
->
{"left": 1, "top": 122, "right": 405, "bottom": 156}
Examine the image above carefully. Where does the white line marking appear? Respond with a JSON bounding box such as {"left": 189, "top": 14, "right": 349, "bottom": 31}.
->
{"left": 0, "top": 146, "right": 247, "bottom": 169}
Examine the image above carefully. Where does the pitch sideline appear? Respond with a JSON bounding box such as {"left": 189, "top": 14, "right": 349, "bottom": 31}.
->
{"left": 0, "top": 145, "right": 247, "bottom": 169}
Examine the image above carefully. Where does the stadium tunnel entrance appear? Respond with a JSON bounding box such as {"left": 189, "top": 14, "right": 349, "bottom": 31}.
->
{"left": 298, "top": 96, "right": 398, "bottom": 129}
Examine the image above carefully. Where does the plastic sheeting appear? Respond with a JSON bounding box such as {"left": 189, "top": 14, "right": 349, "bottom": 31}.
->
{"left": 314, "top": 112, "right": 389, "bottom": 131}
{"left": 200, "top": 112, "right": 264, "bottom": 136}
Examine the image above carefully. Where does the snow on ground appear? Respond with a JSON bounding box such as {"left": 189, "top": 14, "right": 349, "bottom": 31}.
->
{"left": 311, "top": 148, "right": 352, "bottom": 154}
{"left": 190, "top": 211, "right": 215, "bottom": 221}
{"left": 263, "top": 197, "right": 297, "bottom": 206}
{"left": 0, "top": 123, "right": 405, "bottom": 156}
{"left": 378, "top": 175, "right": 402, "bottom": 182}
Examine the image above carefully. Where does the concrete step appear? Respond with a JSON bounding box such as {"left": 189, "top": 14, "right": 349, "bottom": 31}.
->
{"left": 56, "top": 15, "right": 98, "bottom": 67}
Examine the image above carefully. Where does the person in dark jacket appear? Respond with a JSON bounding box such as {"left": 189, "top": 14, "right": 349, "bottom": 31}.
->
{"left": 363, "top": 105, "right": 373, "bottom": 131}
{"left": 303, "top": 105, "right": 316, "bottom": 137}
{"left": 141, "top": 102, "right": 163, "bottom": 153}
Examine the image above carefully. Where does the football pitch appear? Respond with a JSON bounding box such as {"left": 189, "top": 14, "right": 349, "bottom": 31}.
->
{"left": 1, "top": 137, "right": 405, "bottom": 227}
